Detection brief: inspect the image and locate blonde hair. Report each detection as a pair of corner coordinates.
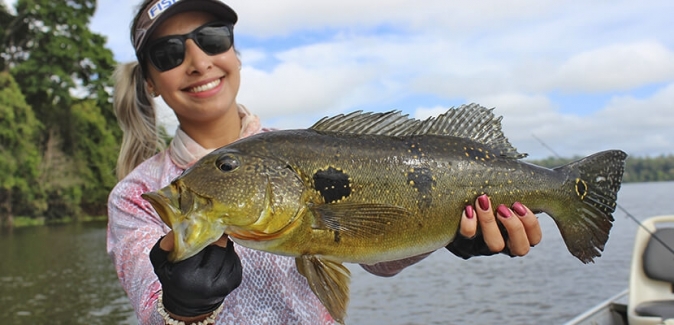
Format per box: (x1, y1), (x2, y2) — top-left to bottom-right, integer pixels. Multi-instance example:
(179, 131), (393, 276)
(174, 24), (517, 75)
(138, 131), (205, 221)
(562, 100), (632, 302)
(112, 61), (165, 180)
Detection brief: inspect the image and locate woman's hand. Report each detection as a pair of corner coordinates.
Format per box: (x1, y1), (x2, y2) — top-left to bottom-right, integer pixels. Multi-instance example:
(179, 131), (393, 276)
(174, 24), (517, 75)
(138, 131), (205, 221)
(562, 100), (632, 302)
(150, 232), (242, 321)
(447, 194), (542, 258)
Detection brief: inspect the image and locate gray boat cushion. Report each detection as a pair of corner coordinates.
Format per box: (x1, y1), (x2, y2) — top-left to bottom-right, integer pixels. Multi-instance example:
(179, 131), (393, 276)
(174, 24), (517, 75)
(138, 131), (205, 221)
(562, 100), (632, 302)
(635, 300), (674, 319)
(642, 228), (674, 283)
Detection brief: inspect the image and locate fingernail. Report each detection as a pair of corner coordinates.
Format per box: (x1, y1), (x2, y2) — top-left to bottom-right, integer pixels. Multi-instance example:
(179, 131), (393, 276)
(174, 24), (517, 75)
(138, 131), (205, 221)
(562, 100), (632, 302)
(512, 202), (527, 217)
(478, 194), (490, 211)
(497, 204), (512, 218)
(465, 205), (475, 219)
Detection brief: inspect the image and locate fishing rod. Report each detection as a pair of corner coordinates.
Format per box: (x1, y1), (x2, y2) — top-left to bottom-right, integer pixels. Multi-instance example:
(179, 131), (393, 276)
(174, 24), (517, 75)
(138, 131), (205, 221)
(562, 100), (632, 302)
(531, 133), (674, 257)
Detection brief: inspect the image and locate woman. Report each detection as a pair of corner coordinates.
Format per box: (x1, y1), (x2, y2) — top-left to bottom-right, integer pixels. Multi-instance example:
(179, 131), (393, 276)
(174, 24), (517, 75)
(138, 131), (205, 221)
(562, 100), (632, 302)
(107, 0), (542, 324)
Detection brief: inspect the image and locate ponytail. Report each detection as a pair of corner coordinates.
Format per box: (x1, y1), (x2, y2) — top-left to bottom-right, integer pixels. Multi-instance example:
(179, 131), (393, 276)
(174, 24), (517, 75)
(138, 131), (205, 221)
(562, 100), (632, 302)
(112, 62), (166, 180)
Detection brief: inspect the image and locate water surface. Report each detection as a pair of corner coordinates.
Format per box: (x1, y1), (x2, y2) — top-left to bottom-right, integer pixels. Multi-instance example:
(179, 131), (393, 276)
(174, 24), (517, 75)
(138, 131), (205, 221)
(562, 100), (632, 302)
(1, 181), (673, 324)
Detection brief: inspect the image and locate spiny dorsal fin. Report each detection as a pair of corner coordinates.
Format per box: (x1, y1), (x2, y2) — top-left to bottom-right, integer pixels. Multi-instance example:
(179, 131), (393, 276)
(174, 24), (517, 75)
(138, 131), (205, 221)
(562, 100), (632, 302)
(310, 103), (527, 159)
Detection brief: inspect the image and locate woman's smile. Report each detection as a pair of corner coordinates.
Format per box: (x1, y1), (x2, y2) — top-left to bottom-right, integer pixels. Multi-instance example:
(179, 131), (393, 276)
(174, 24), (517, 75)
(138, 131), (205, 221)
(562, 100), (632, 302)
(186, 77), (223, 94)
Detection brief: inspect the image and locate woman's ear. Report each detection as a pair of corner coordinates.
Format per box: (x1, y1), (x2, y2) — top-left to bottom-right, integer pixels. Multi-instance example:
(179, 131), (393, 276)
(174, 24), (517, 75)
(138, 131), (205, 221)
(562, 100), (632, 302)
(146, 80), (157, 97)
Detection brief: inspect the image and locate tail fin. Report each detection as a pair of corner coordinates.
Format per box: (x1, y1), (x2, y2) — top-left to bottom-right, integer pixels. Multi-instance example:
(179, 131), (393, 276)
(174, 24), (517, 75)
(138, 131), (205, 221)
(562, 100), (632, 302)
(552, 150), (627, 263)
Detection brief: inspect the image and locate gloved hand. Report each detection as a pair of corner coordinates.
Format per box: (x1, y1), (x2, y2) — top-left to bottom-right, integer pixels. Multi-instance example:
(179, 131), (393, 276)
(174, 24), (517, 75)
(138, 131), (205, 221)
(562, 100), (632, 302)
(150, 235), (243, 317)
(446, 225), (511, 258)
(446, 196), (541, 259)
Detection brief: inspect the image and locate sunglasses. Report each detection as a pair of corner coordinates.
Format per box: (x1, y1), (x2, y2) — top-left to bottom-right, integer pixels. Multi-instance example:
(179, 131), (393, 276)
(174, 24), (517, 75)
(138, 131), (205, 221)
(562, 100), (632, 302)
(144, 21), (234, 72)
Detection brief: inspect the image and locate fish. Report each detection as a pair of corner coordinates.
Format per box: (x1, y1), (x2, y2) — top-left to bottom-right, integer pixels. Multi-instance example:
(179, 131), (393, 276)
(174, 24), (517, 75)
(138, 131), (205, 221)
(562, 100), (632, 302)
(142, 103), (627, 323)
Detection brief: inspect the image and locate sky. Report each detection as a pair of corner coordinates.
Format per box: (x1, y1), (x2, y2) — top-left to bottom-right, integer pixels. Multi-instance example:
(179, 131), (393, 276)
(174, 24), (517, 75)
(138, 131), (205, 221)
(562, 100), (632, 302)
(6, 0), (674, 159)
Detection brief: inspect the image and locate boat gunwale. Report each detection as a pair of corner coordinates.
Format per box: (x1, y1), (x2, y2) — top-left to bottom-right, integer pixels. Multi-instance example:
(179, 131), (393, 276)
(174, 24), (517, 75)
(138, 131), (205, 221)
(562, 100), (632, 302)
(564, 289), (628, 325)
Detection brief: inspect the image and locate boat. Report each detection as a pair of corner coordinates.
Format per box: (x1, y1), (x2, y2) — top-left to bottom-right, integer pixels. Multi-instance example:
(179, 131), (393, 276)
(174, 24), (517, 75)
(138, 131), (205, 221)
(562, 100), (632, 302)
(564, 215), (674, 325)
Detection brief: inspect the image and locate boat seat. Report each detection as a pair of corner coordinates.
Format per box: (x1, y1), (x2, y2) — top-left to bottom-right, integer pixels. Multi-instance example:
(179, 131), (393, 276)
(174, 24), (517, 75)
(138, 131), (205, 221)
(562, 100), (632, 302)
(628, 216), (674, 325)
(635, 300), (674, 319)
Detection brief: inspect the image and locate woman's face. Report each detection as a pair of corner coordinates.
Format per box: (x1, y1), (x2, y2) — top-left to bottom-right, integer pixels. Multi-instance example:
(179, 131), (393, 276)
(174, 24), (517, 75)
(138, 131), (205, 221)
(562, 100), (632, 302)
(146, 11), (240, 127)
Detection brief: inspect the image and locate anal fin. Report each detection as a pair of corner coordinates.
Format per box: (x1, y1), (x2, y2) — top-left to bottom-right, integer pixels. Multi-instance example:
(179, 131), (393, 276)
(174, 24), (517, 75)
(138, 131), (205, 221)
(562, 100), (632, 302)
(295, 256), (351, 324)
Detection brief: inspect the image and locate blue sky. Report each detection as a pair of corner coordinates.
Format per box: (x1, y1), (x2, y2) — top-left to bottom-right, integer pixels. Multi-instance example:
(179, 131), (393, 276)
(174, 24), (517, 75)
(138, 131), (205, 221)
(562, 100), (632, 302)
(5, 0), (673, 159)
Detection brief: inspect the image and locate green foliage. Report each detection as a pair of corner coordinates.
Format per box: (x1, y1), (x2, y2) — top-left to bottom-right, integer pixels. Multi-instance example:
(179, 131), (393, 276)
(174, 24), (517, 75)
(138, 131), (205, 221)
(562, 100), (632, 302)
(622, 155), (674, 183)
(0, 72), (43, 226)
(528, 154), (674, 183)
(6, 0), (117, 148)
(0, 2), (16, 71)
(37, 129), (83, 221)
(1, 0), (121, 225)
(71, 100), (119, 216)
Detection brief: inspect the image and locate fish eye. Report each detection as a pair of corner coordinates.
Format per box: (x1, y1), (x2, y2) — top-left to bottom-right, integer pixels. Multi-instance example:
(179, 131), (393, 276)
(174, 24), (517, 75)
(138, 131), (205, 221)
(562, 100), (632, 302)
(216, 155), (240, 172)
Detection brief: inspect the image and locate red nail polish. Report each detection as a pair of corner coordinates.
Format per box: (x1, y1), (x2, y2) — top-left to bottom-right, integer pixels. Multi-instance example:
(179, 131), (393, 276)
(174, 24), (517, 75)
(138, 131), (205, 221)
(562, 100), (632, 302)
(497, 204), (512, 218)
(512, 202), (527, 217)
(465, 205), (475, 219)
(478, 195), (490, 211)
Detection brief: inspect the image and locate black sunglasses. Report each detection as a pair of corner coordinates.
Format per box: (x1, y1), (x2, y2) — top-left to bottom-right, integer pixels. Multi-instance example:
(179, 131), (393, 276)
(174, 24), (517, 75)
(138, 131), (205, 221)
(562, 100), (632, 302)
(144, 21), (234, 72)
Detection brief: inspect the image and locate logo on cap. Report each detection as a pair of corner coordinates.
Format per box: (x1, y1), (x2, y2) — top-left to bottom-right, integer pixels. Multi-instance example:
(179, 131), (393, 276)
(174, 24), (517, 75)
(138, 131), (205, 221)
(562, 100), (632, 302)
(148, 0), (182, 20)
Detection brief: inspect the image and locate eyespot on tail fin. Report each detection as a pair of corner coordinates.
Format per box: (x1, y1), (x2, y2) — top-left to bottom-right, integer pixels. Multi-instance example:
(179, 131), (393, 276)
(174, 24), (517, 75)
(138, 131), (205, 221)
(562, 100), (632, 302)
(552, 150), (627, 263)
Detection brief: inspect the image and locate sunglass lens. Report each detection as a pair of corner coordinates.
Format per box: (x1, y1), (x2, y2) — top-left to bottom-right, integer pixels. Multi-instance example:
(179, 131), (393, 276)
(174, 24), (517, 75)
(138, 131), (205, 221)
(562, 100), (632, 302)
(150, 38), (185, 71)
(196, 26), (232, 55)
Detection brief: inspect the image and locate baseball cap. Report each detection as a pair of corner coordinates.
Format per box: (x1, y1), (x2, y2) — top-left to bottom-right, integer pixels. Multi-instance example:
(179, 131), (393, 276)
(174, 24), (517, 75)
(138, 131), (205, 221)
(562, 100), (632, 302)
(133, 0), (238, 55)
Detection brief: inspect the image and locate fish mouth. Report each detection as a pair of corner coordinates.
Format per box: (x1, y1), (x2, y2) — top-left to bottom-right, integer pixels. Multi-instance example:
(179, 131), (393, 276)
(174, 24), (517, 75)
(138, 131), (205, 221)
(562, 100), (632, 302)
(142, 184), (227, 262)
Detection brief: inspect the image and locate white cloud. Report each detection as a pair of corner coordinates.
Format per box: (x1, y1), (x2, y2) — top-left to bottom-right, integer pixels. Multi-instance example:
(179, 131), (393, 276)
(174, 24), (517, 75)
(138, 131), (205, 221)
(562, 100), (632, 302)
(552, 41), (674, 92)
(81, 0), (674, 159)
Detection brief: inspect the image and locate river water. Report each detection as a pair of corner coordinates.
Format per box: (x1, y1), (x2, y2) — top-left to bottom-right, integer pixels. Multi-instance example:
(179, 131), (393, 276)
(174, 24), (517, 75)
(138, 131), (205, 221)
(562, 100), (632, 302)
(1, 181), (673, 324)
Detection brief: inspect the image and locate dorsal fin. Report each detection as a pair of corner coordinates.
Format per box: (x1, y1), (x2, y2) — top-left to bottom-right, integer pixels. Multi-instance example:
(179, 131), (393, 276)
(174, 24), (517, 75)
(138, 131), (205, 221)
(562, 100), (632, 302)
(310, 103), (527, 159)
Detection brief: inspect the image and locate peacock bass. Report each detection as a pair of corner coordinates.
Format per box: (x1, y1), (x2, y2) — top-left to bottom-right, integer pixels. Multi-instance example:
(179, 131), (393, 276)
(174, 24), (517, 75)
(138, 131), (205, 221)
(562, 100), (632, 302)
(142, 104), (627, 323)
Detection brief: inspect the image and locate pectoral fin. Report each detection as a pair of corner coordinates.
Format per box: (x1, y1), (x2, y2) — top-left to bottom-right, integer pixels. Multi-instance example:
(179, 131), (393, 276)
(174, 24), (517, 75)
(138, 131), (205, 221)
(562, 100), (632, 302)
(312, 202), (411, 240)
(295, 256), (351, 324)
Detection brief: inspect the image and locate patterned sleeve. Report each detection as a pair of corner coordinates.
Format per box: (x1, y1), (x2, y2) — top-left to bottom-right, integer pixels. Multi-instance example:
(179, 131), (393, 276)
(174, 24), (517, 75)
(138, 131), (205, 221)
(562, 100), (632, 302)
(106, 175), (168, 325)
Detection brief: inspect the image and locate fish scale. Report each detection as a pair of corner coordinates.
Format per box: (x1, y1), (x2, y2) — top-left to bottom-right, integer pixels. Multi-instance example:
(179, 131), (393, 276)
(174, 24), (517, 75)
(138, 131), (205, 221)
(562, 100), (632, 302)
(142, 104), (627, 324)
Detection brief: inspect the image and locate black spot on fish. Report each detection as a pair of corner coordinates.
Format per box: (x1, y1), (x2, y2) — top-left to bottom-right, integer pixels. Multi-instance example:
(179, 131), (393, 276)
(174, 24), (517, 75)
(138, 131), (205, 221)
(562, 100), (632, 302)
(407, 167), (435, 193)
(334, 230), (341, 243)
(313, 167), (351, 203)
(408, 143), (423, 156)
(576, 178), (588, 200)
(406, 167), (435, 209)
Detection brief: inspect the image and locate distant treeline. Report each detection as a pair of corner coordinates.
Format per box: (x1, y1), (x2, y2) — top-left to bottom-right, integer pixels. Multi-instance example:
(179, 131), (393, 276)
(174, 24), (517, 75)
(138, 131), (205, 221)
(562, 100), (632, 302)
(528, 155), (674, 183)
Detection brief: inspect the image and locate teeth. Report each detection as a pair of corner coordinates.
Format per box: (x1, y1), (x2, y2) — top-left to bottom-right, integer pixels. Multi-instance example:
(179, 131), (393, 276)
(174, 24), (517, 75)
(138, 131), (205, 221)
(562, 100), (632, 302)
(188, 78), (221, 93)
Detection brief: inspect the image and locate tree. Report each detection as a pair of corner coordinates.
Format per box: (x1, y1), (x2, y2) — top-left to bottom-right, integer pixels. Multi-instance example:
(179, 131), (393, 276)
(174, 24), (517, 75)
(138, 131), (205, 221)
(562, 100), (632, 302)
(0, 72), (43, 227)
(71, 100), (119, 216)
(1, 0), (120, 221)
(7, 0), (117, 140)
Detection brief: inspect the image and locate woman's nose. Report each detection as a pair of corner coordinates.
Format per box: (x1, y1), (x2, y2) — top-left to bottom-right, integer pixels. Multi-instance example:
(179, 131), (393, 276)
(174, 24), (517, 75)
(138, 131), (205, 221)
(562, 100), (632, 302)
(183, 39), (212, 74)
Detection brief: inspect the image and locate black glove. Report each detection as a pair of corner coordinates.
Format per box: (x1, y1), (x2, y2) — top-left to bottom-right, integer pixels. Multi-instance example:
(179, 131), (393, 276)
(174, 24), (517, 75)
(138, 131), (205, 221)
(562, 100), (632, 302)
(150, 236), (243, 317)
(445, 223), (512, 259)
